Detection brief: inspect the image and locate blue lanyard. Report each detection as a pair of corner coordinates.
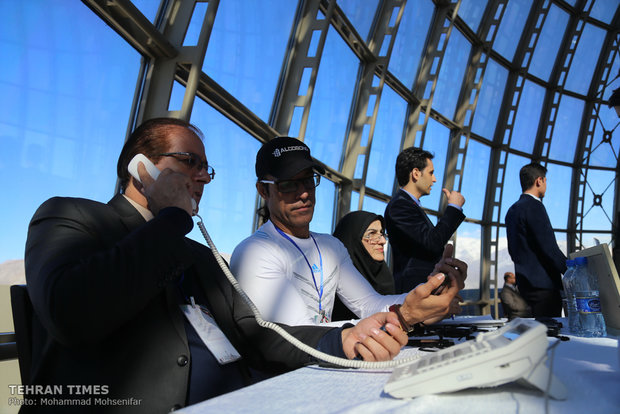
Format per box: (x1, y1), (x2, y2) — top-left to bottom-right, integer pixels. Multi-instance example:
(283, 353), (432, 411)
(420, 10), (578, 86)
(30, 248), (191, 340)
(273, 225), (325, 311)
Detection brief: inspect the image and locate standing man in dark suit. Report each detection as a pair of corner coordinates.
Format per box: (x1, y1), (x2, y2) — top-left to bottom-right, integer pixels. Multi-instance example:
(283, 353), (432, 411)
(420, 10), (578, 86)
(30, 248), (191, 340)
(23, 118), (407, 412)
(505, 162), (567, 317)
(385, 148), (466, 293)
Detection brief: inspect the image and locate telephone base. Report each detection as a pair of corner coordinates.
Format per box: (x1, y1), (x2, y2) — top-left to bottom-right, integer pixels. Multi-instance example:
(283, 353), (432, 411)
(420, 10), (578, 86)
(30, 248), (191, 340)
(517, 355), (567, 400)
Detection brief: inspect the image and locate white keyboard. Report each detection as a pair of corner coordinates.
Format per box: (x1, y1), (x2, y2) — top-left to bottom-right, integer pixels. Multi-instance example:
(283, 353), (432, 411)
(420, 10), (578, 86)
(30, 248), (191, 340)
(384, 318), (567, 399)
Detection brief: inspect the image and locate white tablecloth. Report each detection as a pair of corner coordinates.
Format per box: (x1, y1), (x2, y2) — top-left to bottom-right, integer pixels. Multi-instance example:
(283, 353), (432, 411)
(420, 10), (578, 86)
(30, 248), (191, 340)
(180, 326), (620, 413)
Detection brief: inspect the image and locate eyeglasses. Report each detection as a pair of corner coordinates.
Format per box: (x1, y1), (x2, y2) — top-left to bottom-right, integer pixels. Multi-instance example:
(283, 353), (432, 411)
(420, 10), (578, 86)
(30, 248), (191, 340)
(157, 152), (215, 180)
(259, 174), (321, 193)
(362, 230), (388, 243)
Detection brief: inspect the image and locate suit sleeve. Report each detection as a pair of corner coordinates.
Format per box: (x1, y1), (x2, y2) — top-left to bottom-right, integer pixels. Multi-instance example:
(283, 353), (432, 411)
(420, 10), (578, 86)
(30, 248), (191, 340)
(25, 197), (195, 346)
(386, 196), (465, 258)
(232, 289), (341, 372)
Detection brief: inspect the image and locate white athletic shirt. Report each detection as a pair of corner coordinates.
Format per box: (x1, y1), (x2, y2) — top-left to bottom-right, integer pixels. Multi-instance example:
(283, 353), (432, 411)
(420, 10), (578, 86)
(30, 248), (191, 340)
(230, 221), (408, 326)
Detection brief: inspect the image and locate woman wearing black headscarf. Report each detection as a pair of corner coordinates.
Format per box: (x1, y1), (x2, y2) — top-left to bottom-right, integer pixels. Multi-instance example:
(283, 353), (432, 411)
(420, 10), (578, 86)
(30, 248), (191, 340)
(332, 211), (395, 320)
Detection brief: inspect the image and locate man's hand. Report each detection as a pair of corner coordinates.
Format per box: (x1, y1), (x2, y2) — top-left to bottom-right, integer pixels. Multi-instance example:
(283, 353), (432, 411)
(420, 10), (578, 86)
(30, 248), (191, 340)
(399, 273), (460, 326)
(137, 162), (194, 216)
(431, 244), (468, 292)
(341, 312), (408, 361)
(442, 188), (465, 207)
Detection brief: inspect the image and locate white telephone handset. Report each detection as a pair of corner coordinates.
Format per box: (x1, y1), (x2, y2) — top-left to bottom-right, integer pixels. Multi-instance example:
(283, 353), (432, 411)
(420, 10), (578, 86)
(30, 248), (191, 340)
(128, 154), (161, 183)
(128, 153), (197, 214)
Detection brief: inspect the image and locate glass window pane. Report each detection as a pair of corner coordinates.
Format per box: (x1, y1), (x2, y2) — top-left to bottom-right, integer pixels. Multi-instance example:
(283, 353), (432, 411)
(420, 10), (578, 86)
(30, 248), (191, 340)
(511, 79), (545, 154)
(132, 0), (162, 23)
(581, 233), (613, 249)
(305, 27), (359, 169)
(361, 196), (387, 218)
(421, 118), (450, 211)
(188, 100), (261, 255)
(565, 23), (606, 95)
(497, 227), (514, 281)
(433, 28), (471, 120)
(589, 104), (620, 168)
(591, 54), (620, 166)
(461, 139), (491, 221)
(203, 0), (296, 121)
(501, 153), (531, 219)
(458, 0), (488, 33)
(366, 85), (407, 195)
(183, 2), (208, 47)
(543, 162), (571, 230)
(455, 222), (481, 291)
(0, 0), (141, 263)
(555, 231), (568, 256)
(549, 95), (584, 162)
(589, 0), (618, 24)
(337, 0), (379, 41)
(493, 0), (533, 62)
(528, 5), (569, 82)
(350, 190), (360, 211)
(582, 169), (615, 231)
(607, 51), (620, 92)
(388, 0), (434, 89)
(311, 178), (336, 234)
(426, 213), (438, 226)
(472, 58), (508, 139)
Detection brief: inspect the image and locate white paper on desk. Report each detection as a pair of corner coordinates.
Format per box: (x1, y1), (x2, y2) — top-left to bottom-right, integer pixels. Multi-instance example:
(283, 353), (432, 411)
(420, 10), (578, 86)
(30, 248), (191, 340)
(180, 304), (241, 364)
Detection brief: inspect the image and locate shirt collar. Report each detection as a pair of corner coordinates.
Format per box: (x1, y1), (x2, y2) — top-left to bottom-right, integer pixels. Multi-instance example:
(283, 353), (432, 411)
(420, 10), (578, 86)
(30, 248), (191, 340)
(122, 194), (154, 221)
(525, 193), (542, 202)
(400, 188), (421, 206)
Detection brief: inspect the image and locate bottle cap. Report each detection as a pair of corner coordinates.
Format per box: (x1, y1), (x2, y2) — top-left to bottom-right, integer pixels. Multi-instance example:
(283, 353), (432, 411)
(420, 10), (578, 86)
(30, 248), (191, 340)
(574, 256), (588, 265)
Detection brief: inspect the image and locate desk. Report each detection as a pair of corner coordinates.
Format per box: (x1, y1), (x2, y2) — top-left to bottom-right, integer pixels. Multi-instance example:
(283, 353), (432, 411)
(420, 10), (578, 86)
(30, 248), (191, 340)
(181, 329), (620, 413)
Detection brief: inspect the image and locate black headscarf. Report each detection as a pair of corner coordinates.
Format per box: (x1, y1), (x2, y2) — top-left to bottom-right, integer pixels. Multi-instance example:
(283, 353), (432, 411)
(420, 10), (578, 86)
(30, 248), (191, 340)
(331, 211), (395, 321)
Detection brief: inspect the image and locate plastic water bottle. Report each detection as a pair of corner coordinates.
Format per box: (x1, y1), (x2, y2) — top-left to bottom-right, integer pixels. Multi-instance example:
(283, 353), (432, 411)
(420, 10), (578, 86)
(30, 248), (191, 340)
(562, 259), (579, 334)
(573, 256), (606, 337)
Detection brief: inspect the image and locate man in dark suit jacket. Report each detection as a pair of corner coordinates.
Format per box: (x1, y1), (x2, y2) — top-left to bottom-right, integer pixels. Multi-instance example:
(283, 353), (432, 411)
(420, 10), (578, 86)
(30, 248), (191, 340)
(505, 162), (567, 317)
(385, 148), (466, 293)
(499, 272), (532, 319)
(23, 118), (407, 413)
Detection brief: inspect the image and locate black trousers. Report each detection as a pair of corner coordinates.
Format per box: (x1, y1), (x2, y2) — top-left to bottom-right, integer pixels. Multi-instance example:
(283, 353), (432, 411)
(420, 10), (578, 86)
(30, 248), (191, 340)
(517, 278), (562, 317)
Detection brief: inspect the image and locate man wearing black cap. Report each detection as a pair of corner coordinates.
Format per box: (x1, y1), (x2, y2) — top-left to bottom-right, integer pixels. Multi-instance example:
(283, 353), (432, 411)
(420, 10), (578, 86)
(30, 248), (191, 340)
(230, 137), (466, 331)
(22, 120), (409, 413)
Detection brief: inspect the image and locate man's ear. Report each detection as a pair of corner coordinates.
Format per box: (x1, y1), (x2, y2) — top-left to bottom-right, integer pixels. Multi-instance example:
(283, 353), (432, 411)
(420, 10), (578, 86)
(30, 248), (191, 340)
(128, 176), (143, 191)
(410, 168), (420, 183)
(535, 176), (544, 187)
(256, 181), (269, 199)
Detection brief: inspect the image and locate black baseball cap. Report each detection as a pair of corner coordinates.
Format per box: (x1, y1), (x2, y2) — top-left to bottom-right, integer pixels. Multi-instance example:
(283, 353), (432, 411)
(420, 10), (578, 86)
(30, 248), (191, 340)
(255, 136), (325, 180)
